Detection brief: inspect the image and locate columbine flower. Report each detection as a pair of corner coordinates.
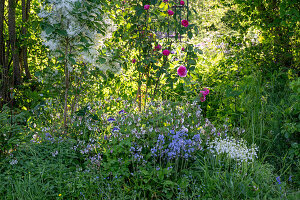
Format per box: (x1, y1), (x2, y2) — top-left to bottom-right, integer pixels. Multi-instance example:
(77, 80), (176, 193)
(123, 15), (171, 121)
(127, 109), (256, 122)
(180, 0), (185, 6)
(168, 10), (174, 16)
(162, 49), (170, 56)
(181, 20), (189, 27)
(132, 59), (136, 63)
(144, 5), (150, 10)
(177, 65), (187, 77)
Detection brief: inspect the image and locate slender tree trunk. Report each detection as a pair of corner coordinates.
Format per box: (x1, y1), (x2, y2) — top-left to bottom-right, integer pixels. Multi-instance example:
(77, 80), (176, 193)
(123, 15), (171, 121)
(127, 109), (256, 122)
(8, 0), (21, 86)
(0, 0), (10, 106)
(63, 39), (69, 133)
(21, 0), (31, 79)
(0, 0), (6, 104)
(64, 64), (69, 133)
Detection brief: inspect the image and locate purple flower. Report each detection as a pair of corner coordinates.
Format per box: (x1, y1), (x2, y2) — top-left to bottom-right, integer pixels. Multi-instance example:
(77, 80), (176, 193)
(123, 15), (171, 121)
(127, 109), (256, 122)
(119, 110), (125, 114)
(112, 127), (120, 132)
(276, 176), (281, 184)
(107, 117), (116, 122)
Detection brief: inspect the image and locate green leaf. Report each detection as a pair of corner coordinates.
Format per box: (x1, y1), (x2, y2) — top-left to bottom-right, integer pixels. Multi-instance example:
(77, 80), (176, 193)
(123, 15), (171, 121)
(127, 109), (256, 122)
(57, 29), (68, 37)
(187, 59), (196, 65)
(45, 26), (55, 34)
(99, 57), (106, 64)
(188, 31), (193, 39)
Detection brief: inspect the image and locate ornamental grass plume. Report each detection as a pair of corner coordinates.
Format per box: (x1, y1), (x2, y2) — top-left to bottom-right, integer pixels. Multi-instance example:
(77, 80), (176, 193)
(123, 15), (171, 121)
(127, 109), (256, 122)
(162, 49), (171, 56)
(181, 20), (189, 27)
(177, 65), (187, 77)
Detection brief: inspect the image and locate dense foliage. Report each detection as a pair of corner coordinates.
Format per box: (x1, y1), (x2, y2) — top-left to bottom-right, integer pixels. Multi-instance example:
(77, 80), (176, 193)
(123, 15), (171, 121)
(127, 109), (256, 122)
(0, 0), (299, 199)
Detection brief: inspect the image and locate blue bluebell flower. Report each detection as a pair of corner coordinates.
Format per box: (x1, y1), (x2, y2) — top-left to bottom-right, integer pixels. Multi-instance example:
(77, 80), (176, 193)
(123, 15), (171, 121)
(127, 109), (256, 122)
(107, 117), (116, 122)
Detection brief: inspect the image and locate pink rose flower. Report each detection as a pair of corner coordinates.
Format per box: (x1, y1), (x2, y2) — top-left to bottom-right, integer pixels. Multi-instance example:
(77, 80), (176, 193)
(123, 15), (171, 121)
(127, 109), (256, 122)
(144, 5), (150, 10)
(132, 59), (136, 63)
(162, 49), (170, 56)
(203, 88), (209, 95)
(180, 0), (185, 6)
(177, 65), (187, 77)
(181, 20), (189, 27)
(200, 96), (206, 102)
(200, 88), (209, 102)
(168, 10), (174, 16)
(155, 44), (162, 50)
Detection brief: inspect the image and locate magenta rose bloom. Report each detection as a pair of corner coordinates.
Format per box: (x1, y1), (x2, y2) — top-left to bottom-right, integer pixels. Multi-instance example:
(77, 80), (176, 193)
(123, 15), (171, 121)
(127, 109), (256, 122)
(180, 0), (185, 5)
(181, 47), (185, 51)
(177, 65), (187, 77)
(163, 0), (168, 2)
(168, 10), (174, 16)
(144, 5), (150, 10)
(162, 49), (170, 56)
(155, 44), (162, 50)
(132, 59), (136, 63)
(200, 96), (206, 102)
(203, 88), (209, 95)
(181, 20), (189, 27)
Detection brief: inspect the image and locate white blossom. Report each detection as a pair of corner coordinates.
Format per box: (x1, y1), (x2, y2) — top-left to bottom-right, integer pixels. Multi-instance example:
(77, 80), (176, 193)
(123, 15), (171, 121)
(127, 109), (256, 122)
(208, 137), (258, 164)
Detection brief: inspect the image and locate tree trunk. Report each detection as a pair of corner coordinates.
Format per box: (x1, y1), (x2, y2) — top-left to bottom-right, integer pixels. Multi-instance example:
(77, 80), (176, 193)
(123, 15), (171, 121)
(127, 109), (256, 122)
(0, 0), (9, 105)
(21, 0), (31, 80)
(8, 0), (21, 86)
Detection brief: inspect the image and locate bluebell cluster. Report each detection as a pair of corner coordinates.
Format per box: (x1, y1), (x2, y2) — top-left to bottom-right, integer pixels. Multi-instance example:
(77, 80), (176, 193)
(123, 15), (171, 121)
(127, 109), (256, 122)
(151, 130), (202, 160)
(130, 143), (143, 161)
(45, 132), (55, 143)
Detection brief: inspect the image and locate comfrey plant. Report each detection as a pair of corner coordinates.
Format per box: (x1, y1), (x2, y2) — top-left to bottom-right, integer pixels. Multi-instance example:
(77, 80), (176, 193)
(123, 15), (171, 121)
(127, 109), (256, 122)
(208, 137), (258, 164)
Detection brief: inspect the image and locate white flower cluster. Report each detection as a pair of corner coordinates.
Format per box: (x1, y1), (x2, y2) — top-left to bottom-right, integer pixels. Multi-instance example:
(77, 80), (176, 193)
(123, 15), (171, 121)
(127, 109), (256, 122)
(208, 137), (258, 164)
(38, 0), (120, 72)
